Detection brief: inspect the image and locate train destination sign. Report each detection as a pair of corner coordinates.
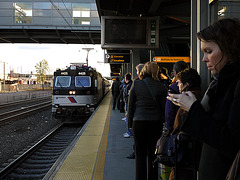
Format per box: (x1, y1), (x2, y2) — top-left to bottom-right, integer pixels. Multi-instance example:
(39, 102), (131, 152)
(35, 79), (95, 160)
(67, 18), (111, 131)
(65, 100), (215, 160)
(106, 53), (130, 63)
(153, 56), (190, 63)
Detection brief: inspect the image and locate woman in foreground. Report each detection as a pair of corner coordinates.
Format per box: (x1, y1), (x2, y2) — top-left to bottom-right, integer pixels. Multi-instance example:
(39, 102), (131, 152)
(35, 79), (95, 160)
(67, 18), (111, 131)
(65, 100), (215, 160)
(167, 18), (240, 180)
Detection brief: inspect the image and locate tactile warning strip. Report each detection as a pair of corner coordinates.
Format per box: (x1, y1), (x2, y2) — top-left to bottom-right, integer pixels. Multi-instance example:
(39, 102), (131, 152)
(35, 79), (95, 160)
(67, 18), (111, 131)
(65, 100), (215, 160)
(54, 93), (112, 180)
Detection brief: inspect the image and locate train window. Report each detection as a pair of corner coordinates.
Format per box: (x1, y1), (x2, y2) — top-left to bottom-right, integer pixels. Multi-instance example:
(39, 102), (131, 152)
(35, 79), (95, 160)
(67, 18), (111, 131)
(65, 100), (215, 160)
(55, 76), (71, 87)
(75, 76), (91, 87)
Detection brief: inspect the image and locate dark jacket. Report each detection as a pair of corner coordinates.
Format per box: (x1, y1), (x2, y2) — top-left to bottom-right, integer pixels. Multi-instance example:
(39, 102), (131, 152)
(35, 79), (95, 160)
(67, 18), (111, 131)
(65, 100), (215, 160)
(111, 79), (121, 95)
(182, 61), (240, 180)
(127, 77), (167, 128)
(169, 88), (203, 180)
(172, 87), (203, 135)
(123, 80), (133, 104)
(165, 82), (180, 133)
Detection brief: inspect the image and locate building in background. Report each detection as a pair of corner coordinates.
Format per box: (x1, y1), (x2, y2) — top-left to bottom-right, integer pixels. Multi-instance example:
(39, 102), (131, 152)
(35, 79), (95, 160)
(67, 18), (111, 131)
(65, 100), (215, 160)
(0, 0), (100, 44)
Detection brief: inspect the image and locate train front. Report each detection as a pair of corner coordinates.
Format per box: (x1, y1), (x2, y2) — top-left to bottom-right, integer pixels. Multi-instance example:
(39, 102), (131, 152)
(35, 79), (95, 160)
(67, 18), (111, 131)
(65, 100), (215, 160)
(52, 64), (99, 120)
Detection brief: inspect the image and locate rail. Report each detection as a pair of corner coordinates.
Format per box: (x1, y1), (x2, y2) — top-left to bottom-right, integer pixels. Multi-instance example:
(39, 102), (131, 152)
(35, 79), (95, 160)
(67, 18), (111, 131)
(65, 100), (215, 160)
(0, 100), (51, 124)
(0, 124), (82, 179)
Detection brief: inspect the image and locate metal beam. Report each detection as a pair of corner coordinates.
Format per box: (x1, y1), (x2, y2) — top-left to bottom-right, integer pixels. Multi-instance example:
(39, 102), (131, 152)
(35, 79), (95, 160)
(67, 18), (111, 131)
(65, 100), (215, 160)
(55, 29), (67, 44)
(88, 32), (95, 44)
(23, 29), (39, 43)
(0, 37), (12, 43)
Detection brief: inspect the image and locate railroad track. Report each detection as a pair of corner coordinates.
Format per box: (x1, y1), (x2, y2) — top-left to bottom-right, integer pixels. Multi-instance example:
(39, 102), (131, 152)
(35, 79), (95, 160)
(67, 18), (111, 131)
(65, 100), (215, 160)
(0, 124), (82, 179)
(0, 98), (52, 124)
(0, 96), (51, 109)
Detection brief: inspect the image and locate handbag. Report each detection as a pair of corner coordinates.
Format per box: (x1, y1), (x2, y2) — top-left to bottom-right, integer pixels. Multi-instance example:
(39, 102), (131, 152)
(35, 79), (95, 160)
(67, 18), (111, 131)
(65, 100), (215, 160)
(155, 131), (193, 167)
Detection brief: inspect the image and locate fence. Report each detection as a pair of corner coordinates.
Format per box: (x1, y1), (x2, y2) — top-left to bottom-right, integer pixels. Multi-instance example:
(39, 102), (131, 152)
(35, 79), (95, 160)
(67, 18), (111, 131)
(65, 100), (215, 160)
(0, 83), (52, 92)
(0, 89), (52, 104)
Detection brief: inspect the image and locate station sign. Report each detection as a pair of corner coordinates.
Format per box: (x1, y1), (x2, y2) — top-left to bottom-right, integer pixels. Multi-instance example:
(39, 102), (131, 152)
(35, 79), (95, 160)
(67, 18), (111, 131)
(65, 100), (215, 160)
(105, 53), (130, 63)
(153, 56), (190, 63)
(111, 72), (120, 76)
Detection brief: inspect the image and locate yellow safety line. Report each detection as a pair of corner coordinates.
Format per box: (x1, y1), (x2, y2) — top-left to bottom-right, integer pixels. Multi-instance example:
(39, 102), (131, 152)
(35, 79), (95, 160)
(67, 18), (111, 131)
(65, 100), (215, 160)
(92, 96), (111, 180)
(53, 93), (112, 180)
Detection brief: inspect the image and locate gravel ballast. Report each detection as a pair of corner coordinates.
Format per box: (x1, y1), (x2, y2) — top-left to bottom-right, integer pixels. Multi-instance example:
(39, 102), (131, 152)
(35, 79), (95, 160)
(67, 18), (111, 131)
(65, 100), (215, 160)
(0, 109), (62, 168)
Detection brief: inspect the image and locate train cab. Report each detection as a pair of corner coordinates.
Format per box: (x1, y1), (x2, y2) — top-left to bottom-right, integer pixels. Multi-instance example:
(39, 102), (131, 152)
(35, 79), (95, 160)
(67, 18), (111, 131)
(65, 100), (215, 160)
(52, 63), (107, 120)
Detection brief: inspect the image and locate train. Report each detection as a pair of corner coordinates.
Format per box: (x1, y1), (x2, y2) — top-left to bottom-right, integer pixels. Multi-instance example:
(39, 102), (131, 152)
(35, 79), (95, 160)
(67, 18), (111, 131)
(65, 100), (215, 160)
(52, 63), (110, 121)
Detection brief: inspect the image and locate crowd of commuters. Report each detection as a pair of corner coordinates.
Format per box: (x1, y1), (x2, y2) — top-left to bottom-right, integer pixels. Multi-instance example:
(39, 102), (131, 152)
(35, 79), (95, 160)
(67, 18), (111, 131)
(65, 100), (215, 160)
(111, 18), (240, 180)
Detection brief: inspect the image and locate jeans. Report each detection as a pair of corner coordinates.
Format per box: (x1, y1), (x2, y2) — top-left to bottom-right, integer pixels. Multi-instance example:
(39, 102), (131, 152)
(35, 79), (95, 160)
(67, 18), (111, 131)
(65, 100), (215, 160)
(124, 103), (133, 136)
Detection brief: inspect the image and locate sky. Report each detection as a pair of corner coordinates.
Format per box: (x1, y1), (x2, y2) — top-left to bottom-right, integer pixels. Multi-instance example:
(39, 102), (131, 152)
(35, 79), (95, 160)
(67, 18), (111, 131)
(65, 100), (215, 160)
(0, 43), (111, 77)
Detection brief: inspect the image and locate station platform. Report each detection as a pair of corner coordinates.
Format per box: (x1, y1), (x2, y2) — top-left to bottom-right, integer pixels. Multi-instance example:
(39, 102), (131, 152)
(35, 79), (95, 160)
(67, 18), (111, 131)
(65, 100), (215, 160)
(46, 92), (135, 180)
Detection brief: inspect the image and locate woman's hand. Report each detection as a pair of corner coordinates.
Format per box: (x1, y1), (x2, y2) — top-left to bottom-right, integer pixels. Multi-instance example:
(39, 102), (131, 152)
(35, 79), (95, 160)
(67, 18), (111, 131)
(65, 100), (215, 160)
(167, 91), (197, 111)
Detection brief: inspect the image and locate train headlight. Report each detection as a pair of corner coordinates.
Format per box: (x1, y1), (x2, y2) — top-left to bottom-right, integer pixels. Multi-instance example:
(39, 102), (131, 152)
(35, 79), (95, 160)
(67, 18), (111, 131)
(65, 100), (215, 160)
(69, 91), (76, 94)
(54, 104), (59, 108)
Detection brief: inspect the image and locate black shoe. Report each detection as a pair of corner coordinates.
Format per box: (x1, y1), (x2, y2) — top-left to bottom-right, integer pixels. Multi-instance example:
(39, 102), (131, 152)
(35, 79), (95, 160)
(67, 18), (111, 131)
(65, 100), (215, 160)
(126, 152), (135, 159)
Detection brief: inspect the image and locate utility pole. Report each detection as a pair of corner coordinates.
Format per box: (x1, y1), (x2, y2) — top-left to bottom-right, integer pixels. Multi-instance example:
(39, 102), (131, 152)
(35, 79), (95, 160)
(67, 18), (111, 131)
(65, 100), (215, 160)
(82, 48), (94, 66)
(3, 62), (5, 91)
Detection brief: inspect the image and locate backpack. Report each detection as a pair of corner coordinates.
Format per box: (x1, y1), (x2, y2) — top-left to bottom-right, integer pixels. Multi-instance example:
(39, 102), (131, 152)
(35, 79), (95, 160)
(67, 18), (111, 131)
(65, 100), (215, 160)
(155, 131), (194, 167)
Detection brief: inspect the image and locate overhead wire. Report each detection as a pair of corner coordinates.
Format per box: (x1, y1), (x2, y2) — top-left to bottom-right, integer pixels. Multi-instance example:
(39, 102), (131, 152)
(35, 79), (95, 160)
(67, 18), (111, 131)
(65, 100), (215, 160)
(60, 0), (97, 44)
(48, 0), (84, 43)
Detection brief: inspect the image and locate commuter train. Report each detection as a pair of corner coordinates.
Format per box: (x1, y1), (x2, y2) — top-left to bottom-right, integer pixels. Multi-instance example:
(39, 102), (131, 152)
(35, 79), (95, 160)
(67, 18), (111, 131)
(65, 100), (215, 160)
(52, 63), (110, 121)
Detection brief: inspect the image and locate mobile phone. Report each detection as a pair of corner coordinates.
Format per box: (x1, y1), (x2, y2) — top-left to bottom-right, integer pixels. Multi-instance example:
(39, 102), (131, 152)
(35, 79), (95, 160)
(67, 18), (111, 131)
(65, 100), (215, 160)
(168, 86), (179, 94)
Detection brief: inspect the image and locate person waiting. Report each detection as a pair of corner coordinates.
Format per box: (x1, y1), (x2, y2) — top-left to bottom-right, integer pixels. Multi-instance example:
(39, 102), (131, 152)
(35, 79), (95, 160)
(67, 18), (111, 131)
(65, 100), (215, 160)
(127, 61), (167, 180)
(111, 77), (121, 110)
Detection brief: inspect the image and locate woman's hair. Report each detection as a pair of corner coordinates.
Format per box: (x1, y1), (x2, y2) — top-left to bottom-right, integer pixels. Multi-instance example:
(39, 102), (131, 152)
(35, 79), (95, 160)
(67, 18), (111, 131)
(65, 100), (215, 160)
(173, 61), (189, 74)
(139, 61), (160, 81)
(197, 18), (240, 63)
(136, 64), (144, 75)
(176, 68), (201, 90)
(125, 73), (132, 81)
(136, 63), (144, 72)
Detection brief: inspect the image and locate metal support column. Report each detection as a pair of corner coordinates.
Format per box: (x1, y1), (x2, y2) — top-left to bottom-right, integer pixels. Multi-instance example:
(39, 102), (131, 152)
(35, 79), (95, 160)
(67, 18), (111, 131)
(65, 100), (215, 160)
(131, 50), (140, 79)
(191, 0), (211, 91)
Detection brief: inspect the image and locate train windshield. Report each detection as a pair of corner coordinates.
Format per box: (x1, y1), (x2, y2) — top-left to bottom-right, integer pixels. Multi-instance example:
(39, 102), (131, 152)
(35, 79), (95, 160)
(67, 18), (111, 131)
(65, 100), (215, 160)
(75, 76), (91, 87)
(55, 76), (71, 87)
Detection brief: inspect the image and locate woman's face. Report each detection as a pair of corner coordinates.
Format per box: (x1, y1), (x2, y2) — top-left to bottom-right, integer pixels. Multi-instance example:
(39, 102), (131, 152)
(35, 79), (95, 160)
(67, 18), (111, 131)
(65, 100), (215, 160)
(125, 77), (129, 83)
(201, 41), (227, 75)
(172, 70), (177, 78)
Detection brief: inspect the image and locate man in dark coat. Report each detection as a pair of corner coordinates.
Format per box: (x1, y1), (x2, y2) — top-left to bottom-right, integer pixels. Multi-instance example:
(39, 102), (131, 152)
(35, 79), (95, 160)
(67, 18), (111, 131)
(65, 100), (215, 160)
(111, 77), (121, 110)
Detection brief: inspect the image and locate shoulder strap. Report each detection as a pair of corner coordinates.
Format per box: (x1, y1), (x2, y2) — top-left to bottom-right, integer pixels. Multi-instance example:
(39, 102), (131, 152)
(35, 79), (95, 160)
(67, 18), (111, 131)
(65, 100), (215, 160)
(143, 79), (160, 106)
